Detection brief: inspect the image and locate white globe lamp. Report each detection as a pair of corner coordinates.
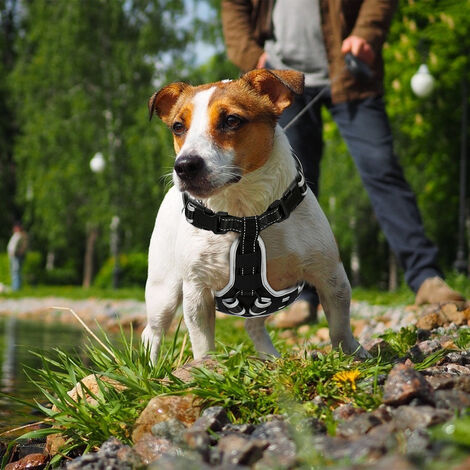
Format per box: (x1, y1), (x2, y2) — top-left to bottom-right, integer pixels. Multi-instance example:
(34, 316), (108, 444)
(411, 64), (435, 98)
(90, 152), (106, 173)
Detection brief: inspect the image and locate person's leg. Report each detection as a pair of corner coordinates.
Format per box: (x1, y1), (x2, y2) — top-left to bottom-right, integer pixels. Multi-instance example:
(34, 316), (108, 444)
(10, 256), (21, 291)
(329, 96), (442, 292)
(275, 88), (324, 323)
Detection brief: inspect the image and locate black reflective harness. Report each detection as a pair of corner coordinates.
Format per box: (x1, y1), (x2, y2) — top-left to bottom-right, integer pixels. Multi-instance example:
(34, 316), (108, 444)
(183, 159), (308, 318)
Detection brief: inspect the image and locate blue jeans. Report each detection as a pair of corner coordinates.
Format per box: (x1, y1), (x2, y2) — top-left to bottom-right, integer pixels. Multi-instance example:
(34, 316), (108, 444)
(279, 88), (442, 305)
(9, 256), (24, 291)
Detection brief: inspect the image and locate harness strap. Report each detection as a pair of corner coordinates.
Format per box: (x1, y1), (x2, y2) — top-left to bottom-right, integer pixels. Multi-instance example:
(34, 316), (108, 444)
(183, 156), (307, 234)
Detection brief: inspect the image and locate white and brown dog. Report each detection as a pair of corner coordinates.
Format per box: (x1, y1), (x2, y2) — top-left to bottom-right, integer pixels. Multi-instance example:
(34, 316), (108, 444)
(142, 69), (366, 362)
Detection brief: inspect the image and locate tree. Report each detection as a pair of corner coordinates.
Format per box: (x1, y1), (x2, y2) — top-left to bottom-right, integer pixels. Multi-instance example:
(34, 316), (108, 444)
(10, 0), (189, 283)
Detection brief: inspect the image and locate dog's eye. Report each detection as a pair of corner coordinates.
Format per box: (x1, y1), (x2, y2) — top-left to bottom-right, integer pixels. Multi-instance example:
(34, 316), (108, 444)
(224, 115), (243, 130)
(172, 122), (185, 135)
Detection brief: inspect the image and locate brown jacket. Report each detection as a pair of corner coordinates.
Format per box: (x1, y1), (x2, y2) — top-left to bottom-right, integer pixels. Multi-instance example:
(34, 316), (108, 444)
(221, 0), (398, 103)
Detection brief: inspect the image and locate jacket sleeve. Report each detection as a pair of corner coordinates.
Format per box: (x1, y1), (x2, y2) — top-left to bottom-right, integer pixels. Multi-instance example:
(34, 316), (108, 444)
(351, 0), (398, 52)
(221, 0), (264, 72)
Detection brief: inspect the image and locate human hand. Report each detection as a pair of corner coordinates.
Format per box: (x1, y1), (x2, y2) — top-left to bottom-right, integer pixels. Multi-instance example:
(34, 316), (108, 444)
(341, 36), (374, 65)
(256, 51), (267, 69)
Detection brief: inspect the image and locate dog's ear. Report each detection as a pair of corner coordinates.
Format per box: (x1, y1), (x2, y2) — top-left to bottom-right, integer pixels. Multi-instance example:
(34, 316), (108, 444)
(148, 82), (189, 122)
(242, 69), (304, 115)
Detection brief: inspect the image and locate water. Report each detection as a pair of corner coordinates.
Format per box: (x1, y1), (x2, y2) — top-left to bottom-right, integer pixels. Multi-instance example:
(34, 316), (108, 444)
(0, 316), (84, 436)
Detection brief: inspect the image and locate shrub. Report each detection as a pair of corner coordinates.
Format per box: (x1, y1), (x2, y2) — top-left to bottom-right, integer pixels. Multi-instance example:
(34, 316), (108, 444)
(94, 253), (148, 288)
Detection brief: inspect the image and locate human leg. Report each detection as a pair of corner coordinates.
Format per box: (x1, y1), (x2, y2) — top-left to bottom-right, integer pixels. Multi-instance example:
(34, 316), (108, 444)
(276, 88), (325, 322)
(329, 96), (451, 295)
(10, 256), (22, 291)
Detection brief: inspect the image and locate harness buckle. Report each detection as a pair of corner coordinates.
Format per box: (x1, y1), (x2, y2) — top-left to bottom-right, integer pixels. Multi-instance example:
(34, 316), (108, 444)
(200, 210), (228, 234)
(267, 198), (288, 221)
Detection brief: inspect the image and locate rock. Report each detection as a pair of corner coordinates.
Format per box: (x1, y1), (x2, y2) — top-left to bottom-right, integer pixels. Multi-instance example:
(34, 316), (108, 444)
(171, 357), (220, 384)
(132, 395), (200, 443)
(336, 412), (384, 438)
(182, 430), (212, 460)
(191, 406), (230, 433)
(5, 453), (48, 470)
(371, 453), (418, 470)
(132, 435), (180, 465)
(217, 434), (268, 466)
(365, 338), (395, 357)
(383, 364), (435, 406)
(416, 328), (431, 341)
(405, 428), (431, 457)
(332, 403), (365, 421)
(392, 405), (453, 430)
(147, 453), (212, 470)
(64, 374), (127, 407)
(409, 340), (441, 362)
(221, 423), (255, 435)
(434, 389), (470, 411)
(151, 418), (187, 445)
(416, 312), (446, 330)
(441, 303), (467, 325)
(251, 419), (296, 469)
(45, 433), (67, 457)
(66, 438), (142, 470)
(424, 364), (470, 377)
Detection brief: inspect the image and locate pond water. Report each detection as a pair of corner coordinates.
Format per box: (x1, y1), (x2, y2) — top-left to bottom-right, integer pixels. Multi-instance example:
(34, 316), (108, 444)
(0, 316), (84, 437)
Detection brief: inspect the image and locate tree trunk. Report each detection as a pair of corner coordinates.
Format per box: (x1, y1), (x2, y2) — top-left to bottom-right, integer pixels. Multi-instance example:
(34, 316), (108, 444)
(388, 250), (398, 292)
(83, 227), (98, 288)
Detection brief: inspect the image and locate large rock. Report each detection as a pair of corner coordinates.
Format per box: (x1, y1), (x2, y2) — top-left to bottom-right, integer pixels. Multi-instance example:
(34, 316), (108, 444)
(383, 364), (435, 406)
(132, 395), (200, 443)
(391, 405), (453, 431)
(5, 453), (48, 470)
(66, 438), (142, 470)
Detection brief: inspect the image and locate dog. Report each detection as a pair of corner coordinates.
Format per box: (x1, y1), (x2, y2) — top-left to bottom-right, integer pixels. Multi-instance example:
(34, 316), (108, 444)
(142, 69), (366, 362)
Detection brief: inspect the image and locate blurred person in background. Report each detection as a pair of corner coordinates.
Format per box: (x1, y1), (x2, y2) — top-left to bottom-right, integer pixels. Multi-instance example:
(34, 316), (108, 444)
(7, 222), (28, 291)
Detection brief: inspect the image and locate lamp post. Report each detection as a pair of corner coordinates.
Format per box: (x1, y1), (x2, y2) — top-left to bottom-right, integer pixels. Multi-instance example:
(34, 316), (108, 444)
(89, 152), (121, 288)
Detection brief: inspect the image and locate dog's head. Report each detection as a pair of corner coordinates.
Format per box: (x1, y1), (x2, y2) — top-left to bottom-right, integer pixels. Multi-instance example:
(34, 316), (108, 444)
(149, 69), (304, 198)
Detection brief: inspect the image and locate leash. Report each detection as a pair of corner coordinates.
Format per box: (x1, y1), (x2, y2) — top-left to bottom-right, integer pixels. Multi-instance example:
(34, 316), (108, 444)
(282, 53), (373, 131)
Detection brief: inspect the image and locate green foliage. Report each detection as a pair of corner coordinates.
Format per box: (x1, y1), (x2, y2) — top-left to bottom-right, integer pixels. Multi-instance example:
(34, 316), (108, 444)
(379, 326), (418, 357)
(94, 253), (148, 289)
(23, 251), (43, 285)
(0, 253), (9, 284)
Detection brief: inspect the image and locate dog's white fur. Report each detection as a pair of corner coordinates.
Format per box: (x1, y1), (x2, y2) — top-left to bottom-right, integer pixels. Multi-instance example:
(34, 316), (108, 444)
(143, 77), (366, 362)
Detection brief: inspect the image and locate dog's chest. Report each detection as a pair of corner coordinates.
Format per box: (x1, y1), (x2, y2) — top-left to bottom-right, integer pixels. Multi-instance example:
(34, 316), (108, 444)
(184, 227), (304, 292)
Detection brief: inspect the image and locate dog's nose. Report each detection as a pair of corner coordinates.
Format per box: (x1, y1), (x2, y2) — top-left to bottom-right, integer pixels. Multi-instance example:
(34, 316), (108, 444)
(174, 155), (205, 180)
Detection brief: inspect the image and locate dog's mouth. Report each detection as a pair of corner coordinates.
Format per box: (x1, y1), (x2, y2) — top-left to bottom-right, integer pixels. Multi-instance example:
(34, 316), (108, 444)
(175, 171), (242, 199)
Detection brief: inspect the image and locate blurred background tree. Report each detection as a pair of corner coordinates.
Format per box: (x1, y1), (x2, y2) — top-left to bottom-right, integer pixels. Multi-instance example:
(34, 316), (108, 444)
(0, 0), (468, 290)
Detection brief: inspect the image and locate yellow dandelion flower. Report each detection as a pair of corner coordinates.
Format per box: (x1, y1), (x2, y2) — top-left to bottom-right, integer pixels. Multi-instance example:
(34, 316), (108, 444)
(332, 369), (360, 391)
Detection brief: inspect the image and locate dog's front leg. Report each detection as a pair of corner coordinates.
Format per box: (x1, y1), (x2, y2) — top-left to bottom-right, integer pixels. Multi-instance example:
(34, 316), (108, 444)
(182, 284), (216, 359)
(309, 262), (368, 358)
(142, 277), (182, 364)
(245, 317), (280, 359)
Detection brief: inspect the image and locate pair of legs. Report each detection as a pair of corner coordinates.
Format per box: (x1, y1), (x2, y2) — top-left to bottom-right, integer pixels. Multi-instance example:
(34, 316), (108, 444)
(278, 87), (442, 310)
(9, 256), (24, 291)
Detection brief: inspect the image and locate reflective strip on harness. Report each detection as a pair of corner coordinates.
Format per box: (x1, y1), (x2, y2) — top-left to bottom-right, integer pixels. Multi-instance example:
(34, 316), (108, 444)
(215, 236), (304, 318)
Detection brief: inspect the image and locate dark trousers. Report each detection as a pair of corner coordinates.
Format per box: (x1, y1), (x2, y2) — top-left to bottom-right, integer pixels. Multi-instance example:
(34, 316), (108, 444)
(278, 87), (442, 305)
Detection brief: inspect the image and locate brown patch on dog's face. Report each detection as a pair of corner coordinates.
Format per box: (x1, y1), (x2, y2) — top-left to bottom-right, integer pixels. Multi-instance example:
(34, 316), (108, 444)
(148, 70), (304, 196)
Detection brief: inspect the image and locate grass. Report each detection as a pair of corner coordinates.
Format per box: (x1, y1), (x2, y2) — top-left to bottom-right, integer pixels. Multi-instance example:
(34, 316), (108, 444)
(0, 285), (145, 301)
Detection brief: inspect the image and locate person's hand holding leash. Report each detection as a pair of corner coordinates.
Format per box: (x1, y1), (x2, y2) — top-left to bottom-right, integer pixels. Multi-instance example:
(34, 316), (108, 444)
(341, 35), (374, 65)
